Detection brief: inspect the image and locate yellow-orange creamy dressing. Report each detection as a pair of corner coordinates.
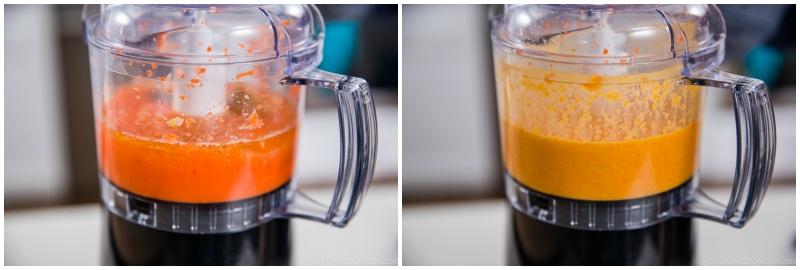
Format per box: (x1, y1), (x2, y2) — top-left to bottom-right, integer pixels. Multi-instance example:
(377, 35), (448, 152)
(496, 56), (702, 201)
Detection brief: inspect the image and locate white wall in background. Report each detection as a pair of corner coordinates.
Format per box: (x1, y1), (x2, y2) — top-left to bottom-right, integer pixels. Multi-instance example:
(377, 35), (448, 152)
(403, 5), (499, 198)
(4, 5), (70, 204)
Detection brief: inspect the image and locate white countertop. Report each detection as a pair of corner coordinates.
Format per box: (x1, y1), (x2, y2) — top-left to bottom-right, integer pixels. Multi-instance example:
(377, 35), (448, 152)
(403, 186), (795, 266)
(4, 183), (398, 266)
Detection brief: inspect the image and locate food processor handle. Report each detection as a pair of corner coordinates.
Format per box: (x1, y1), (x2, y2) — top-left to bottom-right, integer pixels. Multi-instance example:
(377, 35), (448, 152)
(680, 69), (776, 228)
(280, 69), (378, 227)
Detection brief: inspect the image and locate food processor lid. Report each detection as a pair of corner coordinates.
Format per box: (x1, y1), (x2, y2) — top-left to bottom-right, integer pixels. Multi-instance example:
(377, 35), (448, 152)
(82, 4), (323, 72)
(491, 4), (726, 72)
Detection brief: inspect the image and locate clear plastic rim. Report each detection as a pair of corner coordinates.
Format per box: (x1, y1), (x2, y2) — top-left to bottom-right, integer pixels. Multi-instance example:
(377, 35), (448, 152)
(546, 4), (667, 11)
(84, 32), (320, 67)
(505, 173), (697, 231)
(146, 4), (260, 11)
(100, 175), (293, 234)
(489, 4), (725, 67)
(82, 6), (322, 66)
(490, 38), (722, 67)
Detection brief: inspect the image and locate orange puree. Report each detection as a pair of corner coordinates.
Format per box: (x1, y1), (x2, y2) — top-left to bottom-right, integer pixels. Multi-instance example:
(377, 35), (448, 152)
(495, 51), (703, 201)
(98, 78), (299, 203)
(502, 120), (698, 201)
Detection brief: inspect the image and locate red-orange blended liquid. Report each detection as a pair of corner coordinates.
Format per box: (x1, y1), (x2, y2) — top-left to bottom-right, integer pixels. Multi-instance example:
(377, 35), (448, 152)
(97, 78), (300, 203)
